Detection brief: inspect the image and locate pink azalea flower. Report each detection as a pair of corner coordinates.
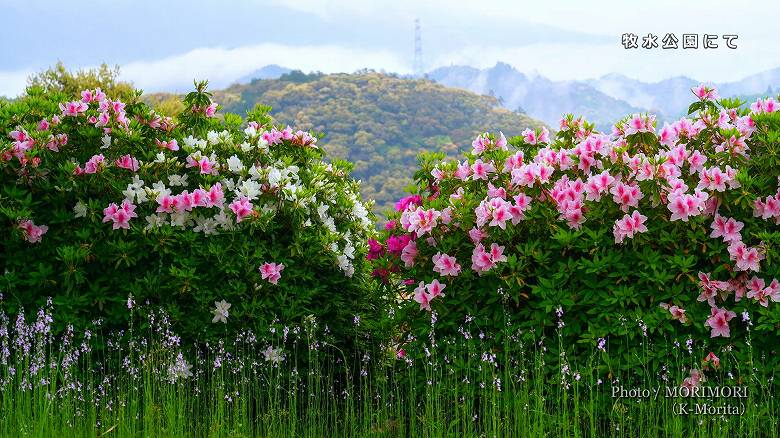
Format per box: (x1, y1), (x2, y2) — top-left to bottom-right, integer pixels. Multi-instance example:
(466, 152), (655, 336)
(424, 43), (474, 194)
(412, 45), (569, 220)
(175, 191), (194, 212)
(727, 241), (763, 272)
(191, 188), (209, 208)
(612, 210), (648, 243)
(584, 171), (614, 202)
(207, 183), (225, 208)
(521, 127), (549, 145)
(487, 183), (507, 199)
(657, 123), (679, 147)
(59, 100), (88, 117)
(667, 192), (707, 222)
(703, 352), (720, 369)
(682, 368), (704, 389)
(413, 281), (432, 311)
(432, 252), (461, 277)
(18, 219), (48, 243)
(468, 227), (487, 244)
(686, 150), (707, 175)
(660, 302), (688, 324)
(471, 159), (495, 181)
(475, 197), (513, 230)
(709, 215), (743, 243)
(426, 279), (446, 298)
(205, 102), (218, 118)
(610, 181), (643, 212)
(402, 207), (440, 237)
(669, 305), (688, 324)
(489, 243), (507, 263)
(751, 97), (779, 114)
(103, 200), (137, 230)
(186, 154), (219, 175)
(156, 194), (175, 213)
(704, 306), (736, 338)
(156, 139), (179, 151)
(259, 262), (284, 285)
(84, 154), (106, 174)
(504, 151), (524, 172)
(521, 128), (538, 145)
(454, 160), (473, 180)
(471, 132), (491, 155)
(471, 244), (494, 274)
(697, 167), (729, 192)
(509, 193), (532, 224)
(624, 113), (655, 135)
(692, 84), (719, 101)
(228, 197), (254, 223)
(400, 240), (418, 268)
(114, 154), (140, 172)
(697, 272), (729, 305)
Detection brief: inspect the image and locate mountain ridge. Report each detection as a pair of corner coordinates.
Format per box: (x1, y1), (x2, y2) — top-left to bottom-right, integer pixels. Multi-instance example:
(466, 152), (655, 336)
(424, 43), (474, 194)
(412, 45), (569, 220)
(237, 63), (780, 131)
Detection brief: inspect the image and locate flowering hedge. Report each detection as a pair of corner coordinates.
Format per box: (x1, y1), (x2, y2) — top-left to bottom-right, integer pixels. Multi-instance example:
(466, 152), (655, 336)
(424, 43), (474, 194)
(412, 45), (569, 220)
(372, 87), (780, 371)
(0, 83), (377, 346)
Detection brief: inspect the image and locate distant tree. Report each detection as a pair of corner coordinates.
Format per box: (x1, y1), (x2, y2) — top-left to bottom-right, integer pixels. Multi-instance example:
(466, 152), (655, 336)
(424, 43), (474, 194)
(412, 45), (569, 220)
(27, 62), (135, 100)
(279, 70), (324, 83)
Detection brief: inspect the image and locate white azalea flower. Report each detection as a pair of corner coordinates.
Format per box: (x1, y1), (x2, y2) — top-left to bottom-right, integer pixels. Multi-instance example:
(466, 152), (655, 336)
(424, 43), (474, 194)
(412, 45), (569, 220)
(257, 138), (270, 154)
(238, 179), (262, 200)
(268, 168), (282, 188)
(193, 216), (219, 235)
(168, 174), (188, 187)
(170, 212), (190, 227)
(183, 135), (199, 148)
(244, 125), (257, 137)
(154, 152), (166, 163)
(145, 213), (166, 229)
(101, 134), (112, 149)
(248, 165), (263, 180)
(227, 155), (245, 173)
(73, 201), (87, 218)
(207, 131), (220, 145)
(211, 300), (231, 324)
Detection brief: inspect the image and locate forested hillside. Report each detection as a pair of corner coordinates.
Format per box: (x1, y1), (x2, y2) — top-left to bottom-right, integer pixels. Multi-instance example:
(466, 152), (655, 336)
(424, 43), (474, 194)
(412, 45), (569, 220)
(209, 72), (545, 213)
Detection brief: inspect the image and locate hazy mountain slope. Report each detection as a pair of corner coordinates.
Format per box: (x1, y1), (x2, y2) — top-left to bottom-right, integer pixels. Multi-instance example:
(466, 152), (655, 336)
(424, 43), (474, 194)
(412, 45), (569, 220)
(429, 63), (643, 130)
(236, 65), (292, 84)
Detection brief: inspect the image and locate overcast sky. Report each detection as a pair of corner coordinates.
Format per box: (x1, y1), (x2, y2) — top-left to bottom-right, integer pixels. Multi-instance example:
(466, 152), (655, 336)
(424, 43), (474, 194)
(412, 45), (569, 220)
(1, 0), (778, 96)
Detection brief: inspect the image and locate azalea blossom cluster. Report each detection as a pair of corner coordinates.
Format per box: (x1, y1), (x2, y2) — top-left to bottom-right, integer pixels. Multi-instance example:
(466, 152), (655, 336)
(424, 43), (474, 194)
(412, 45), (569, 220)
(3, 89), (373, 285)
(373, 84), (779, 349)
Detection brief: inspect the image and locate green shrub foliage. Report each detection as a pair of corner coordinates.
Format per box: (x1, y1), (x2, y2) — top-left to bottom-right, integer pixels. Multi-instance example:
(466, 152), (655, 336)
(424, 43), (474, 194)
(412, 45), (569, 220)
(371, 88), (780, 375)
(0, 82), (377, 348)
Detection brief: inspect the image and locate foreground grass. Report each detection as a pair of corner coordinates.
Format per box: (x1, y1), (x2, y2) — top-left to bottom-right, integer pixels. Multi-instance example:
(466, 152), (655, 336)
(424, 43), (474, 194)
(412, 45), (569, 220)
(0, 305), (777, 437)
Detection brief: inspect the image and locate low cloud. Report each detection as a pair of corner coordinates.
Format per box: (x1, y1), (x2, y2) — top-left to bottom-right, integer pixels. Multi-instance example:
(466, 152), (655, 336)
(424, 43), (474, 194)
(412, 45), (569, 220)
(120, 44), (409, 93)
(0, 70), (33, 98)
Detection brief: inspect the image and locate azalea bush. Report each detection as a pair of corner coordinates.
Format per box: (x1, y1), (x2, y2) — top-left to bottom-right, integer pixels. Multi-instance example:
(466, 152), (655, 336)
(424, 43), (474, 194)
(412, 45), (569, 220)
(372, 87), (780, 374)
(0, 82), (378, 348)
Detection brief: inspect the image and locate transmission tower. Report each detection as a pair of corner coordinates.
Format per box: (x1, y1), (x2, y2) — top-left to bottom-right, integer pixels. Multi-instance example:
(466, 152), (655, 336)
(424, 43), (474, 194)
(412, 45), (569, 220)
(413, 18), (423, 77)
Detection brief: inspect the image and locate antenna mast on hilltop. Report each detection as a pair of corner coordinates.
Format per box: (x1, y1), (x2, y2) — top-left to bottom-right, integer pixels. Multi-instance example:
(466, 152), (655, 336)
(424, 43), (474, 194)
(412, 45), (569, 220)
(413, 18), (424, 77)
